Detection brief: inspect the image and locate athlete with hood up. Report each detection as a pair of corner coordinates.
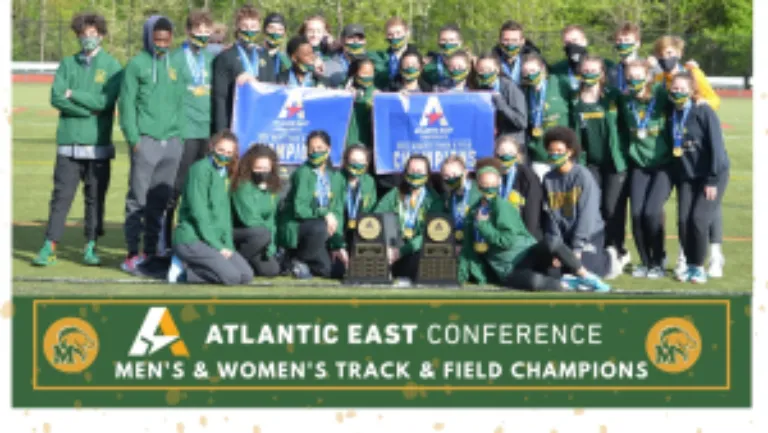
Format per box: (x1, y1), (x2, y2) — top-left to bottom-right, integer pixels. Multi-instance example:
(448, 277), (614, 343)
(118, 15), (186, 274)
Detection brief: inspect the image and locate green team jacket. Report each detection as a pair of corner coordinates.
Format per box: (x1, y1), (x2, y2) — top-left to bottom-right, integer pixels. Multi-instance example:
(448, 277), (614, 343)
(458, 197), (537, 285)
(550, 58), (616, 101)
(525, 75), (572, 162)
(277, 163), (345, 250)
(570, 88), (628, 172)
(50, 49), (123, 156)
(373, 186), (445, 257)
(173, 159), (234, 250)
(119, 51), (186, 146)
(170, 45), (214, 140)
(443, 181), (482, 242)
(334, 173), (378, 249)
(617, 84), (673, 168)
(346, 86), (375, 148)
(231, 181), (280, 258)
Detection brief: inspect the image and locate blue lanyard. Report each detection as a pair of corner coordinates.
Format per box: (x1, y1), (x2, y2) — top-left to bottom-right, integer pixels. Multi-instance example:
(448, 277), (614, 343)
(273, 52), (282, 76)
(568, 67), (579, 91)
(388, 52), (399, 80)
(236, 44), (260, 76)
(288, 69), (313, 88)
(673, 102), (692, 150)
(492, 79), (501, 92)
(400, 188), (426, 229)
(339, 56), (350, 76)
(617, 63), (625, 92)
(436, 55), (445, 81)
(501, 56), (521, 84)
(451, 180), (472, 230)
(183, 43), (206, 86)
(474, 202), (490, 243)
(346, 183), (362, 221)
(315, 169), (330, 208)
(500, 168), (517, 200)
(528, 81), (547, 128)
(630, 97), (656, 132)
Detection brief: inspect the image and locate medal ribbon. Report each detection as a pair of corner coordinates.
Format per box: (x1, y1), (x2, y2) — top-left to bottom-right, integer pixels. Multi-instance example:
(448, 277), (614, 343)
(567, 67), (579, 91)
(388, 52), (399, 80)
(183, 43), (206, 86)
(451, 180), (472, 231)
(630, 97), (656, 135)
(673, 101), (692, 154)
(399, 188), (426, 231)
(315, 169), (330, 209)
(529, 80), (547, 131)
(617, 63), (626, 92)
(236, 44), (260, 76)
(500, 168), (517, 201)
(474, 202), (489, 245)
(288, 69), (313, 88)
(501, 55), (522, 84)
(346, 183), (362, 223)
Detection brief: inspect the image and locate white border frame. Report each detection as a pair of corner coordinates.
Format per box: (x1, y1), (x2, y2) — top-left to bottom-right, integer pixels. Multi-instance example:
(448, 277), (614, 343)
(1, 1), (764, 431)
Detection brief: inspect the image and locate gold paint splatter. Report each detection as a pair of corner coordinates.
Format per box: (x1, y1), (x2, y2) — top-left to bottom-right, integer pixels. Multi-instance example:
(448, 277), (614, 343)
(207, 397), (214, 405)
(200, 416), (207, 427)
(350, 298), (360, 308)
(432, 358), (440, 368)
(181, 392), (188, 400)
(524, 396), (529, 401)
(494, 427), (504, 433)
(345, 410), (356, 418)
(116, 393), (123, 400)
(224, 417), (229, 422)
(665, 395), (672, 402)
(574, 408), (584, 415)
(209, 376), (220, 384)
(180, 305), (200, 323)
(712, 344), (718, 351)
(622, 307), (628, 314)
(550, 430), (558, 433)
(253, 427), (261, 433)
(316, 398), (323, 404)
(619, 328), (625, 335)
(597, 303), (605, 311)
(207, 305), (216, 316)
(419, 388), (428, 398)
(176, 422), (185, 433)
(433, 423), (445, 431)
(335, 412), (344, 423)
(567, 394), (573, 400)
(1, 301), (15, 319)
(84, 372), (92, 383)
(448, 313), (460, 321)
(599, 426), (608, 433)
(315, 317), (323, 323)
(745, 305), (751, 317)
(403, 381), (419, 400)
(430, 302), (442, 309)
(74, 399), (82, 409)
(24, 410), (29, 416)
(79, 306), (88, 318)
(166, 390), (182, 406)
(365, 355), (373, 362)
(689, 371), (695, 377)
(92, 303), (101, 313)
(202, 344), (209, 352)
(378, 414), (383, 420)
(608, 356), (617, 363)
(43, 423), (51, 433)
(760, 305), (766, 312)
(696, 429), (702, 433)
(272, 395), (278, 401)
(101, 316), (108, 323)
(287, 344), (294, 354)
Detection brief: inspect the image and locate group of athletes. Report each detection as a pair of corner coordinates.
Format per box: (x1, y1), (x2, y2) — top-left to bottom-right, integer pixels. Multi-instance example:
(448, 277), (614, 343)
(34, 4), (729, 291)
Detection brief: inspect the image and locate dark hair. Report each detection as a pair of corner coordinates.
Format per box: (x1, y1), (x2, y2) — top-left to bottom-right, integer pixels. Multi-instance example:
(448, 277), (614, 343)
(398, 154), (432, 195)
(475, 157), (505, 177)
(578, 55), (607, 91)
(447, 50), (471, 65)
(287, 35), (310, 57)
(209, 129), (240, 177)
(306, 130), (331, 149)
(153, 17), (173, 33)
(343, 145), (371, 170)
(671, 71), (701, 102)
(543, 126), (581, 159)
(235, 5), (261, 28)
(71, 13), (108, 36)
(399, 50), (423, 69)
(471, 54), (501, 90)
(231, 144), (281, 193)
(499, 20), (524, 37)
(615, 22), (641, 40)
(349, 57), (374, 80)
(186, 10), (213, 31)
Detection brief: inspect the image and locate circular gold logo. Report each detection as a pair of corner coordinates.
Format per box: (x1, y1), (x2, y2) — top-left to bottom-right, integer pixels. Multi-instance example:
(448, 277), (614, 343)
(357, 216), (381, 240)
(427, 217), (452, 242)
(43, 317), (99, 374)
(645, 317), (701, 374)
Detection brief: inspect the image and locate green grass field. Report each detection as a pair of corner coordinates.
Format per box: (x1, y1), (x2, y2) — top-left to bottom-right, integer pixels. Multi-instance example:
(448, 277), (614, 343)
(11, 83), (753, 297)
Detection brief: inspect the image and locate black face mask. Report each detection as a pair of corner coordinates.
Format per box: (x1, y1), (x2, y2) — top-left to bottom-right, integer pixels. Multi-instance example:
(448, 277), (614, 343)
(252, 172), (269, 185)
(564, 43), (588, 68)
(659, 57), (679, 73)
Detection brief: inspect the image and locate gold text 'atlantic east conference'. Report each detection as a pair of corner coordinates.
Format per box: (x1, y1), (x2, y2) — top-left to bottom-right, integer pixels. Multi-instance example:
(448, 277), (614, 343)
(203, 322), (604, 346)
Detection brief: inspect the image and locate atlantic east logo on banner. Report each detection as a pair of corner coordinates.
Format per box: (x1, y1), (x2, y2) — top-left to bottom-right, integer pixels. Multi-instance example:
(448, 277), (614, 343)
(373, 92), (495, 173)
(232, 82), (353, 165)
(128, 307), (189, 358)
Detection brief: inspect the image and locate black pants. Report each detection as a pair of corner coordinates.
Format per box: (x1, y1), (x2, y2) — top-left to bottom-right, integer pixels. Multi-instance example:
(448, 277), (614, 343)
(293, 219), (333, 277)
(570, 231), (611, 277)
(587, 165), (628, 254)
(233, 226), (280, 277)
(45, 155), (111, 242)
(677, 172), (729, 266)
(629, 165), (672, 267)
(504, 238), (582, 291)
(392, 251), (421, 281)
(163, 138), (209, 248)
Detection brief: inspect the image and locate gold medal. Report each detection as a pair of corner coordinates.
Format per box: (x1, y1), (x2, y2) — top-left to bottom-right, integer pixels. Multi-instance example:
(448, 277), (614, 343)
(347, 220), (357, 230)
(637, 128), (648, 139)
(403, 228), (414, 239)
(673, 147), (683, 157)
(455, 230), (464, 241)
(474, 242), (489, 254)
(532, 127), (543, 138)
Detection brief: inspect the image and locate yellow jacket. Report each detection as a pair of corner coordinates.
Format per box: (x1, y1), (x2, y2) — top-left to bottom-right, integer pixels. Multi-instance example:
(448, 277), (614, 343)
(654, 65), (721, 111)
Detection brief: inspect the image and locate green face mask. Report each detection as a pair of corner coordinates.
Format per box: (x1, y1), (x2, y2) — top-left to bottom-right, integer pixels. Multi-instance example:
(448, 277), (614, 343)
(628, 78), (645, 94)
(524, 70), (543, 86)
(477, 71), (498, 88)
(498, 153), (517, 168)
(389, 37), (406, 51)
(297, 61), (315, 73)
(212, 152), (232, 167)
(450, 68), (469, 83)
(440, 42), (460, 56)
(548, 152), (569, 168)
(405, 173), (428, 188)
(401, 66), (420, 82)
(308, 150), (329, 166)
(502, 43), (521, 58)
(346, 162), (367, 177)
(480, 186), (498, 200)
(190, 34), (209, 48)
(615, 42), (635, 59)
(670, 91), (691, 107)
(581, 72), (601, 87)
(266, 32), (284, 47)
(154, 45), (169, 55)
(79, 36), (100, 52)
(355, 75), (374, 88)
(444, 176), (463, 190)
(345, 41), (365, 55)
(239, 29), (259, 44)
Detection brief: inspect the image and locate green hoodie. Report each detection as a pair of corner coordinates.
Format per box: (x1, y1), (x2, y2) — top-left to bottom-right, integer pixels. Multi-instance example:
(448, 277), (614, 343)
(373, 186), (445, 257)
(346, 85), (375, 149)
(50, 49), (123, 158)
(524, 75), (572, 162)
(443, 180), (482, 243)
(170, 43), (214, 140)
(331, 172), (378, 250)
(617, 84), (673, 168)
(571, 87), (628, 172)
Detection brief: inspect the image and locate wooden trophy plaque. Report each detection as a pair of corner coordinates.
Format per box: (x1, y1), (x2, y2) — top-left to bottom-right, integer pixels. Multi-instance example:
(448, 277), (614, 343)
(416, 214), (458, 285)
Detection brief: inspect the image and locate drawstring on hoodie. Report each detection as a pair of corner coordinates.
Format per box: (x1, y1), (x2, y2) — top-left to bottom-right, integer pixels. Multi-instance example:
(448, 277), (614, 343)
(152, 53), (170, 83)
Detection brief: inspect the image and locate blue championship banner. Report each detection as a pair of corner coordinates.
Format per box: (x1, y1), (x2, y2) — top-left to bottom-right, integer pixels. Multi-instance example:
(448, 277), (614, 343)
(232, 82), (354, 165)
(373, 92), (495, 173)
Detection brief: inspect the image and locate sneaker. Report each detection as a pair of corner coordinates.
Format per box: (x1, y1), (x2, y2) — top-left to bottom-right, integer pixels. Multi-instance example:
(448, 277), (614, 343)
(290, 259), (312, 279)
(632, 265), (648, 278)
(674, 265), (691, 282)
(647, 266), (665, 279)
(707, 255), (725, 279)
(604, 247), (623, 280)
(167, 255), (186, 283)
(579, 273), (612, 293)
(674, 253), (687, 279)
(560, 274), (581, 291)
(690, 266), (708, 284)
(393, 278), (412, 288)
(32, 240), (57, 267)
(661, 253), (668, 269)
(83, 241), (101, 266)
(121, 253), (146, 273)
(618, 250), (631, 270)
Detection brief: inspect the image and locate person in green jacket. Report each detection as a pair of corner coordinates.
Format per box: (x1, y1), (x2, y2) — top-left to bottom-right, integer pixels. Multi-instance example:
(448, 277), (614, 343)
(32, 13), (122, 267)
(373, 154), (445, 283)
(369, 17), (420, 90)
(571, 55), (630, 268)
(162, 10), (214, 254)
(278, 130), (346, 279)
(439, 155), (481, 249)
(119, 14), (186, 273)
(276, 35), (330, 88)
(229, 144), (282, 277)
(345, 58), (376, 149)
(617, 60), (673, 279)
(458, 158), (611, 292)
(520, 54), (571, 179)
(423, 24), (464, 88)
(168, 130), (253, 285)
(333, 145), (378, 272)
(263, 13), (291, 77)
(549, 24), (615, 101)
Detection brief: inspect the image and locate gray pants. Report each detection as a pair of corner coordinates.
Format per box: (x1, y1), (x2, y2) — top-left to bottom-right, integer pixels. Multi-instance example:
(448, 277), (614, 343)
(233, 227), (280, 277)
(124, 136), (183, 256)
(174, 241), (254, 285)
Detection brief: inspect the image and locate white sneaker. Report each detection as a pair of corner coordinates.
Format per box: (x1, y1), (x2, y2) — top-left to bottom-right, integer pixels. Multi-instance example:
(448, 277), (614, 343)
(675, 265), (690, 282)
(393, 278), (412, 288)
(707, 255), (725, 278)
(167, 255), (186, 283)
(647, 266), (665, 279)
(618, 250), (631, 270)
(674, 255), (688, 279)
(632, 265), (648, 278)
(604, 247), (623, 280)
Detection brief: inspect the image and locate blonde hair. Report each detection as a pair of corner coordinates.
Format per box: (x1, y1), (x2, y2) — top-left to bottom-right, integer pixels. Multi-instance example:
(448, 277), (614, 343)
(653, 35), (685, 57)
(494, 135), (525, 163)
